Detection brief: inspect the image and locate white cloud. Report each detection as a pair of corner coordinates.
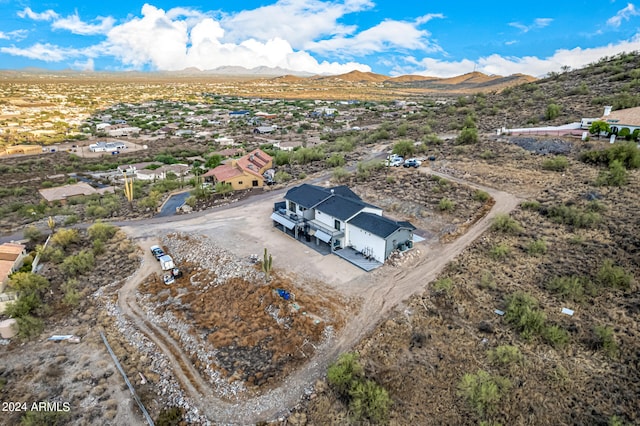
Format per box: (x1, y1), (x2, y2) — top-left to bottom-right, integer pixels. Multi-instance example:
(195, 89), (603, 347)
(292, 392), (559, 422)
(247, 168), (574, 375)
(72, 58), (95, 71)
(221, 0), (374, 49)
(0, 43), (83, 62)
(52, 14), (115, 35)
(305, 17), (441, 56)
(403, 33), (640, 78)
(17, 7), (58, 21)
(607, 3), (640, 27)
(509, 17), (553, 33)
(0, 30), (28, 41)
(100, 4), (370, 74)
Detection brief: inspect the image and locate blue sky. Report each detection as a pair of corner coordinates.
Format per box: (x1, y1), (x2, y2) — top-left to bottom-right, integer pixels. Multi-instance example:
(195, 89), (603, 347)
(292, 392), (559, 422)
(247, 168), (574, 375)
(1, 0), (640, 77)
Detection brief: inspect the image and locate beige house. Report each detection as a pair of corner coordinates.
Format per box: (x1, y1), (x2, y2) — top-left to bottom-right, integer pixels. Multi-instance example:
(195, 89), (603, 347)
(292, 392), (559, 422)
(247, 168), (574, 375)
(39, 182), (114, 204)
(203, 148), (272, 190)
(0, 242), (27, 292)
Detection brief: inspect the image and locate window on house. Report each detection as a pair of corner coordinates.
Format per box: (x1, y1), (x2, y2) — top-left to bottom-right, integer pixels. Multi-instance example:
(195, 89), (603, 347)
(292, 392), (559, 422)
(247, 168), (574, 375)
(252, 180), (259, 187)
(289, 201), (297, 212)
(238, 181), (243, 185)
(334, 219), (341, 230)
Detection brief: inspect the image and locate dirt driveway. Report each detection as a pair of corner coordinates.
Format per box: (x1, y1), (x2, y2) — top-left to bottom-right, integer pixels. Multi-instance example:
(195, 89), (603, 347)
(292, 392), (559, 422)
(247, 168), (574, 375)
(118, 171), (521, 424)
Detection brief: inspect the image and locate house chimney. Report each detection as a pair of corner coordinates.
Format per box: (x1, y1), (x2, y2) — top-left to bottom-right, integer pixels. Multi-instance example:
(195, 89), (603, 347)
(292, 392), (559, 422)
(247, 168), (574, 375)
(604, 106), (612, 116)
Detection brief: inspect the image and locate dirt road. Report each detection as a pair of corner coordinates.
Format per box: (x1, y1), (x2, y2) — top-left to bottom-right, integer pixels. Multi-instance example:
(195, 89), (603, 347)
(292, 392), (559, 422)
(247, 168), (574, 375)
(117, 169), (521, 424)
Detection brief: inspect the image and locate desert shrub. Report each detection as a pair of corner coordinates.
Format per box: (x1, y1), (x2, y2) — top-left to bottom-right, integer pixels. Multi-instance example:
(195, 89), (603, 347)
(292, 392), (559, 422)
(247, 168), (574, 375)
(527, 239), (547, 256)
(488, 345), (523, 365)
(478, 271), (496, 290)
(480, 149), (496, 160)
(291, 147), (324, 165)
(580, 141), (640, 168)
(438, 198), (456, 212)
(504, 292), (546, 340)
(596, 160), (628, 186)
(596, 259), (632, 290)
(520, 200), (541, 211)
(490, 243), (510, 260)
(298, 172), (307, 179)
(458, 370), (511, 416)
(433, 277), (453, 293)
(326, 153), (346, 167)
(23, 226), (43, 243)
(491, 214), (523, 234)
(542, 156), (569, 171)
(545, 103), (561, 120)
(547, 205), (601, 228)
(332, 167), (350, 183)
(88, 221), (118, 242)
(155, 407), (184, 426)
(355, 160), (383, 181)
(62, 278), (80, 307)
(327, 352), (364, 395)
(473, 190), (490, 202)
(593, 325), (619, 358)
(543, 325), (570, 348)
(63, 215), (79, 226)
(546, 275), (595, 302)
(392, 139), (415, 158)
(348, 379), (392, 424)
(51, 228), (79, 250)
(60, 250), (95, 277)
(20, 410), (70, 426)
(456, 126), (479, 145)
(273, 150), (291, 166)
(274, 171), (292, 183)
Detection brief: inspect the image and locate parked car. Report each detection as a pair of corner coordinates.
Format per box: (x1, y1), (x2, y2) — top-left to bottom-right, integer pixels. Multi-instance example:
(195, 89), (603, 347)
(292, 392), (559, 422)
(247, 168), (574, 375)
(403, 158), (422, 168)
(150, 245), (165, 260)
(163, 274), (175, 285)
(385, 156), (404, 167)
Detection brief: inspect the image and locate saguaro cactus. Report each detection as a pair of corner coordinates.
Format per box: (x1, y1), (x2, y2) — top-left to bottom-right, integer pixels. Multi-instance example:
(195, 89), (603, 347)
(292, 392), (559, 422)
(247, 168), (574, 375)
(262, 247), (273, 282)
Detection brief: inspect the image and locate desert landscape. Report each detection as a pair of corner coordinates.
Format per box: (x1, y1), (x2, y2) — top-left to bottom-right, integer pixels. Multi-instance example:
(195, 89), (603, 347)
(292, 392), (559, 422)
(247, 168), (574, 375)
(0, 52), (639, 426)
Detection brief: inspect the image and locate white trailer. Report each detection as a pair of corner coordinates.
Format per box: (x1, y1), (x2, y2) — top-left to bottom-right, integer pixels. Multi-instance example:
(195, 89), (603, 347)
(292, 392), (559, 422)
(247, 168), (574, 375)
(159, 255), (175, 271)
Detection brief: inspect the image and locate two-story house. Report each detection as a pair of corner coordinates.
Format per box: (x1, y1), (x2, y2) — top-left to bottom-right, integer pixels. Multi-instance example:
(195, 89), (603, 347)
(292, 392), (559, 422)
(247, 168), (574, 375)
(272, 184), (415, 267)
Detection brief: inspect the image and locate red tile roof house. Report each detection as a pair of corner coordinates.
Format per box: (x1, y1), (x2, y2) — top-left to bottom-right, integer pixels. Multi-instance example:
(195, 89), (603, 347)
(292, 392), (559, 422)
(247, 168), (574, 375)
(202, 148), (273, 190)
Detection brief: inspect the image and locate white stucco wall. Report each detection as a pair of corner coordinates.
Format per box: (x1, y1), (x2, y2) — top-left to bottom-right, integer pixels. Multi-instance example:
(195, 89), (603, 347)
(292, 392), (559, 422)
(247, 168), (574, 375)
(348, 225), (387, 262)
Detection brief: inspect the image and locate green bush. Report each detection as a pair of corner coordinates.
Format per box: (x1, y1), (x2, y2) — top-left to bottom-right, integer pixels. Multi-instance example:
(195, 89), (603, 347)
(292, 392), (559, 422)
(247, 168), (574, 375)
(491, 214), (523, 234)
(545, 103), (561, 120)
(438, 198), (456, 212)
(520, 200), (541, 211)
(478, 271), (496, 290)
(527, 239), (547, 256)
(62, 278), (80, 307)
(546, 275), (595, 302)
(473, 190), (490, 202)
(332, 167), (350, 183)
(327, 352), (364, 396)
(547, 205), (601, 228)
(51, 228), (79, 250)
(348, 379), (392, 424)
(543, 325), (570, 348)
(326, 153), (346, 168)
(456, 126), (479, 145)
(490, 243), (510, 260)
(20, 410), (69, 426)
(488, 345), (523, 365)
(433, 277), (453, 293)
(593, 325), (619, 358)
(580, 141), (640, 169)
(60, 250), (95, 277)
(596, 160), (628, 186)
(274, 171), (292, 183)
(542, 156), (569, 171)
(504, 292), (546, 340)
(458, 370), (511, 416)
(88, 221), (118, 242)
(596, 259), (632, 290)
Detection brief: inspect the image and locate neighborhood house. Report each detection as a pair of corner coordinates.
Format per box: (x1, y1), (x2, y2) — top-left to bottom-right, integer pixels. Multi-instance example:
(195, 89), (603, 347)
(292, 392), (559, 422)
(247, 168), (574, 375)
(0, 242), (27, 293)
(89, 141), (127, 152)
(203, 148), (273, 190)
(272, 183), (416, 270)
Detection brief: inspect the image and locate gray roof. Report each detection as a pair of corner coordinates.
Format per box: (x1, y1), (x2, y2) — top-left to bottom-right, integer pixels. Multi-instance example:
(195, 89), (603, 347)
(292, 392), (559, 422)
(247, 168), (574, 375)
(348, 212), (415, 238)
(284, 184), (332, 208)
(314, 195), (365, 221)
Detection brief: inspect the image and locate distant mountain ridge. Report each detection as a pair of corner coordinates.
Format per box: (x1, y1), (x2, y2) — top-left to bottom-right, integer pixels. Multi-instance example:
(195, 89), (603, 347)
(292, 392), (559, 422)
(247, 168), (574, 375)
(0, 65), (536, 94)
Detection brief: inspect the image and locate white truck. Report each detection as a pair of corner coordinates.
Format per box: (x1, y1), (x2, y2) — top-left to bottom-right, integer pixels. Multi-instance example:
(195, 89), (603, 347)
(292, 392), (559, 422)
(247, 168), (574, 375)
(158, 254), (175, 271)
